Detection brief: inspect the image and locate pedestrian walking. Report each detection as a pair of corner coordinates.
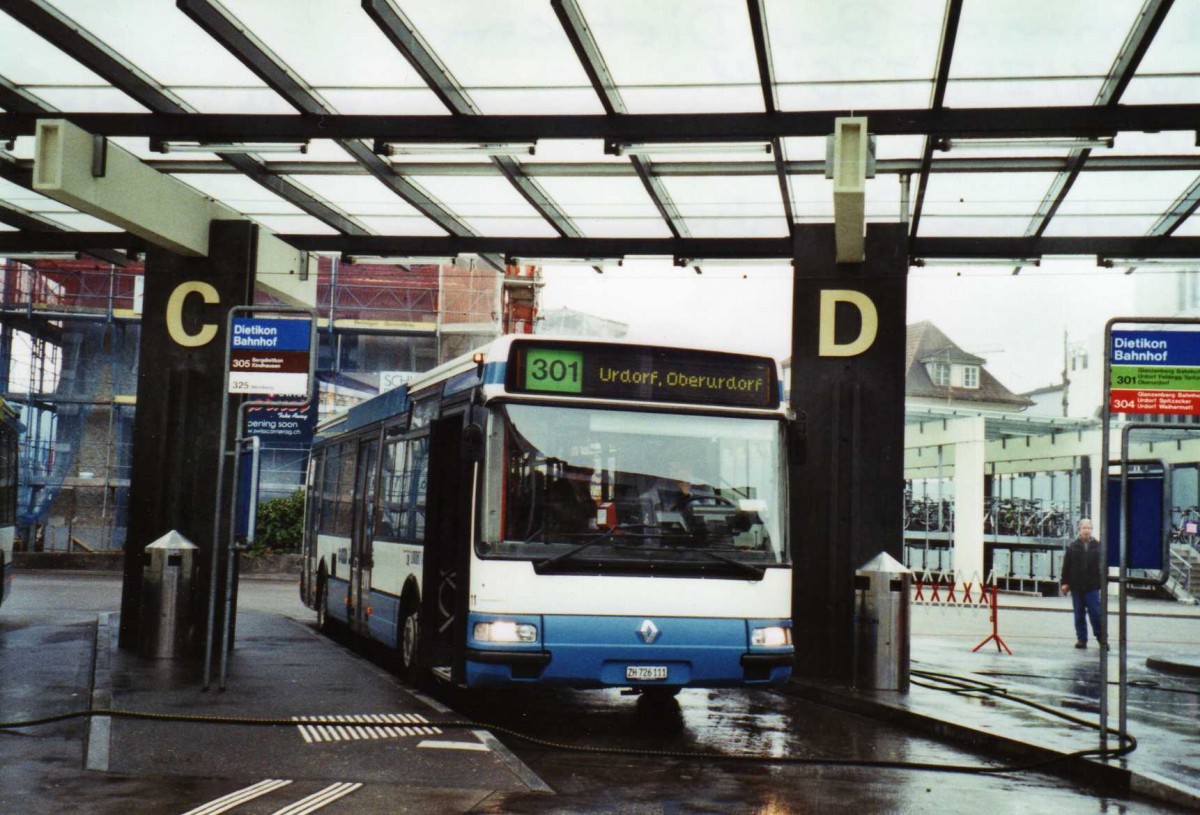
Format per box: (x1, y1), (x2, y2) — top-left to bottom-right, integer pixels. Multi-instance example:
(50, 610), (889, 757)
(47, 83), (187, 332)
(1060, 518), (1105, 649)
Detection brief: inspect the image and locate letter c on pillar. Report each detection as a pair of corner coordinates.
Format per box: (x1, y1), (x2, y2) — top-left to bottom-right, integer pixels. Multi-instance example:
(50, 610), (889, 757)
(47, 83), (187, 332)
(166, 281), (220, 348)
(818, 289), (878, 357)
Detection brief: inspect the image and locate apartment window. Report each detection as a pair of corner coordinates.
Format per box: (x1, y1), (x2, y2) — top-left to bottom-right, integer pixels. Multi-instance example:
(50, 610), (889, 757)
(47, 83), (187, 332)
(929, 363), (951, 386)
(962, 365), (979, 389)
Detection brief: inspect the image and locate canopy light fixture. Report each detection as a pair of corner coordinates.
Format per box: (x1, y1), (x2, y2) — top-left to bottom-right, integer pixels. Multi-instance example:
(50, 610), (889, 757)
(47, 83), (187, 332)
(375, 141), (537, 157)
(508, 257), (620, 268)
(607, 141), (773, 157)
(1098, 257), (1200, 274)
(674, 257), (791, 267)
(152, 140), (309, 154)
(340, 255), (453, 266)
(2, 252), (82, 262)
(935, 137), (1113, 152)
(913, 258), (1041, 267)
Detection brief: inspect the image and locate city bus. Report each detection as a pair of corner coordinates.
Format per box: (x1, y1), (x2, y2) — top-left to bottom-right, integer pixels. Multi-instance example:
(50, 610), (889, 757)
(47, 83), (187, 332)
(0, 396), (19, 609)
(300, 336), (795, 693)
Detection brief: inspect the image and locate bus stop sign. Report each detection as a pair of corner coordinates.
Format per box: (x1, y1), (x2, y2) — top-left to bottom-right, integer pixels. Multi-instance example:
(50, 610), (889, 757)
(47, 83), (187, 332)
(1110, 330), (1200, 415)
(228, 317), (312, 396)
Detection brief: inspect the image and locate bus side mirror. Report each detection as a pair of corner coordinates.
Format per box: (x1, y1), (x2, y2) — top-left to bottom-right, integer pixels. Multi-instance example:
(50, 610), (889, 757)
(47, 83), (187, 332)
(461, 422), (485, 463)
(788, 414), (806, 466)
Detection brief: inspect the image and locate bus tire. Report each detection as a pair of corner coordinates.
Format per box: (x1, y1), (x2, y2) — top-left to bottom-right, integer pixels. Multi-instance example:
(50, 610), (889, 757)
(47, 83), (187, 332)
(399, 602), (420, 681)
(316, 569), (331, 634)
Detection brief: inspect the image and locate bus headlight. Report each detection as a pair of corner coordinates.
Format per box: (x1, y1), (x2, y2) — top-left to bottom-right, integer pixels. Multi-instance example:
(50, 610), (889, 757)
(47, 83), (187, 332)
(751, 626), (791, 647)
(474, 621), (538, 643)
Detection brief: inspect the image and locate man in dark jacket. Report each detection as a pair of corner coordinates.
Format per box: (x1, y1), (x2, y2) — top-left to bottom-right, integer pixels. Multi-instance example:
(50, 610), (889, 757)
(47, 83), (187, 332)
(1061, 518), (1105, 648)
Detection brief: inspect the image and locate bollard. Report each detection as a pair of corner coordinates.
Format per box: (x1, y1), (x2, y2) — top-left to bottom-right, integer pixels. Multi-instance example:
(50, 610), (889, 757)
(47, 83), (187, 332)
(139, 530), (198, 659)
(853, 552), (911, 691)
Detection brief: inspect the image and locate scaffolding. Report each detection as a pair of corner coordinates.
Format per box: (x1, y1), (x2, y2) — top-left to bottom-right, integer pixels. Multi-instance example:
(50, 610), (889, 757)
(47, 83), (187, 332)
(0, 255), (542, 551)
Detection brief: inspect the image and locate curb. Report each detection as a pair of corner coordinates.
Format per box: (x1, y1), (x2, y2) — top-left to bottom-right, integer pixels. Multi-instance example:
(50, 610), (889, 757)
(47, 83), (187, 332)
(1145, 654), (1200, 678)
(780, 680), (1200, 811)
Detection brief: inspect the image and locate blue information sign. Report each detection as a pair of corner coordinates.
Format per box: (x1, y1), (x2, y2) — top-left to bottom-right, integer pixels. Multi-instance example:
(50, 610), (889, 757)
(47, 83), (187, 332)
(230, 318), (312, 352)
(1110, 330), (1200, 366)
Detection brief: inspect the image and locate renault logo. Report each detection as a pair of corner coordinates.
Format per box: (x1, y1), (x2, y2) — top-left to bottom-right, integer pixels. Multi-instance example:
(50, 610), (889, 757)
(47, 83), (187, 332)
(637, 619), (660, 644)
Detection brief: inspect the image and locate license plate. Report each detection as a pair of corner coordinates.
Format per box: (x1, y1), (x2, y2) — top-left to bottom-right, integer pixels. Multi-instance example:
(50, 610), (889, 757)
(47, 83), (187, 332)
(626, 666), (668, 681)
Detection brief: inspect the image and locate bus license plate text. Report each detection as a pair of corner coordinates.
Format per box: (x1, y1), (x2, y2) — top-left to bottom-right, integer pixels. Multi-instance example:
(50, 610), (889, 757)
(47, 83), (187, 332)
(626, 666), (668, 681)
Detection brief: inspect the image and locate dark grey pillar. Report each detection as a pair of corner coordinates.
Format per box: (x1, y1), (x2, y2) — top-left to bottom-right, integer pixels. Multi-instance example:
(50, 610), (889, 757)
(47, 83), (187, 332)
(119, 221), (257, 652)
(789, 223), (908, 682)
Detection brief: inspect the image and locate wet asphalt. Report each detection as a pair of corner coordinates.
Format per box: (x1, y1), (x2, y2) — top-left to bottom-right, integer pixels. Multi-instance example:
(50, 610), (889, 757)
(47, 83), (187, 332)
(1, 572), (1195, 814)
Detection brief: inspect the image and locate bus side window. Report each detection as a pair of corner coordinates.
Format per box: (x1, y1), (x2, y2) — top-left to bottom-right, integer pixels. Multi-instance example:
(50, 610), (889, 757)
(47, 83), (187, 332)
(335, 442), (356, 537)
(405, 437), (430, 542)
(377, 439), (406, 542)
(319, 445), (340, 534)
(305, 451), (324, 541)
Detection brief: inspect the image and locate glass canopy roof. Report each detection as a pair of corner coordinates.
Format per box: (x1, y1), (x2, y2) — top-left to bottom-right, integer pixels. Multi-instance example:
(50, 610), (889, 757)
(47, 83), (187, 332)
(0, 0), (1196, 264)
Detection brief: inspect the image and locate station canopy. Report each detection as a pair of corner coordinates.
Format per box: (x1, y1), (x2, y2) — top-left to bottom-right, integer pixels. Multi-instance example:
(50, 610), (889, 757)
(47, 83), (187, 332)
(0, 0), (1198, 271)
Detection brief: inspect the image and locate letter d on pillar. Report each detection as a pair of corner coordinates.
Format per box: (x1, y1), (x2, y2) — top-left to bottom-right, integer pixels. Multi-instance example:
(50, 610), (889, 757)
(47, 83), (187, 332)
(818, 289), (878, 357)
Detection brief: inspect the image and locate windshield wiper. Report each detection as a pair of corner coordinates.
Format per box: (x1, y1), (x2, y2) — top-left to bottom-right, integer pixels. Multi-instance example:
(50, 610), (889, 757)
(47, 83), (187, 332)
(533, 524), (645, 574)
(684, 547), (766, 580)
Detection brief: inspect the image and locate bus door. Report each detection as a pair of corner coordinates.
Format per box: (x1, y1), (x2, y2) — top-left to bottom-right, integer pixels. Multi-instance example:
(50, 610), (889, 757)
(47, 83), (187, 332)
(421, 412), (472, 682)
(349, 437), (379, 634)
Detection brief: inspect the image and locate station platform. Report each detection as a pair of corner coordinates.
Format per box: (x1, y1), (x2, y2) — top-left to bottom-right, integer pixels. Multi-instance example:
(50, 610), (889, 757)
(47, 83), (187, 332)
(91, 611), (549, 813)
(787, 594), (1200, 811)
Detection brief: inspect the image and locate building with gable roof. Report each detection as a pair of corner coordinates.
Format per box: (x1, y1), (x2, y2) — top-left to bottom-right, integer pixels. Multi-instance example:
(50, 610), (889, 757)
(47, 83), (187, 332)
(904, 321), (1033, 413)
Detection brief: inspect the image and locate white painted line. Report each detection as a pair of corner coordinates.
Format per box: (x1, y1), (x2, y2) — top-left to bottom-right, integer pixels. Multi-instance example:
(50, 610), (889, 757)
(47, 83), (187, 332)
(417, 740), (491, 752)
(270, 782), (363, 815)
(182, 778), (293, 815)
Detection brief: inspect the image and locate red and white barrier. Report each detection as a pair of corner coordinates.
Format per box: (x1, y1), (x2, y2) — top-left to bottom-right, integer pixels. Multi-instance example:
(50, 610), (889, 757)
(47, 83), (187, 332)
(912, 570), (1011, 655)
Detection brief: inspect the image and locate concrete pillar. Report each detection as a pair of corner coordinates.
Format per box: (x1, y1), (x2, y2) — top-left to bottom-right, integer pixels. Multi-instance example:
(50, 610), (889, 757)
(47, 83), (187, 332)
(952, 419), (987, 581)
(789, 223), (908, 682)
(118, 221), (257, 652)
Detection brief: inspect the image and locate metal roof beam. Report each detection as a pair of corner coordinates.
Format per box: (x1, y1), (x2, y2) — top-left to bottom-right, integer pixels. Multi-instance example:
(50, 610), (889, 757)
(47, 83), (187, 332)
(6, 233), (1200, 262)
(910, 0), (963, 241)
(131, 154), (1200, 178)
(1148, 177), (1200, 236)
(5, 104), (1193, 141)
(552, 0), (690, 239)
(0, 74), (51, 115)
(177, 0), (487, 252)
(2, 0), (369, 236)
(276, 234), (1200, 260)
(0, 0), (192, 112)
(745, 0), (795, 236)
(363, 0), (582, 240)
(0, 199), (73, 232)
(1024, 0), (1175, 239)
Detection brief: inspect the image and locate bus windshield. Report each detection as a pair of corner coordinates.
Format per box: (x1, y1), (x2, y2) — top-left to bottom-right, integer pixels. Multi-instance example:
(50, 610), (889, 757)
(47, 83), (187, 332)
(482, 404), (788, 572)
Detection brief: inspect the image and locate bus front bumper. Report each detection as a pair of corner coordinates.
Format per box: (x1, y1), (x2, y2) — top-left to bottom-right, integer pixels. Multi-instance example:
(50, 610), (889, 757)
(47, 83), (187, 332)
(465, 614), (793, 689)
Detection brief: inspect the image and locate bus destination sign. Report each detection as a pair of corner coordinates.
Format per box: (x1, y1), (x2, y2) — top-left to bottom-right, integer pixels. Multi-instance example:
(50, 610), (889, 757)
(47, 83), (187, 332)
(229, 317), (312, 396)
(509, 342), (778, 408)
(1110, 330), (1200, 416)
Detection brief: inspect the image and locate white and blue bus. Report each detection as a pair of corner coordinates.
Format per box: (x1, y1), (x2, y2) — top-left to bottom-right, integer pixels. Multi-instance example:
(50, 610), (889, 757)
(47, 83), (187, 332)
(301, 336), (795, 693)
(0, 397), (19, 609)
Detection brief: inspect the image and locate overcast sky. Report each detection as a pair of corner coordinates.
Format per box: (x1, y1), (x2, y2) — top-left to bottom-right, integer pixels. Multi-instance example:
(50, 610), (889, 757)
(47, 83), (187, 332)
(541, 258), (1157, 395)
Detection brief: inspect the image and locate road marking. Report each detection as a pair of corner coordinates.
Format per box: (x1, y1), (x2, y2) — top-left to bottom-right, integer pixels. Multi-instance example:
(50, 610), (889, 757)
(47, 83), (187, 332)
(417, 740), (491, 752)
(269, 782), (362, 815)
(292, 713), (442, 743)
(181, 778), (293, 815)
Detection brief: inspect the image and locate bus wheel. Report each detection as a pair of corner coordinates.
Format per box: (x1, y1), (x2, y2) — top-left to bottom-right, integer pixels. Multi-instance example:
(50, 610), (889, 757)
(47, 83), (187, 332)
(400, 606), (420, 679)
(316, 573), (331, 633)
